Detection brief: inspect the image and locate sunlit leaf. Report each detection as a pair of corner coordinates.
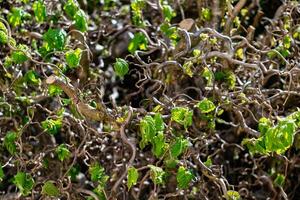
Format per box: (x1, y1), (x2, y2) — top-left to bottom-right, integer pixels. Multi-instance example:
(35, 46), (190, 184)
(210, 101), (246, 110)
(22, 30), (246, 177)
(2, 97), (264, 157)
(13, 172), (35, 196)
(42, 181), (60, 197)
(176, 166), (194, 189)
(127, 167), (139, 190)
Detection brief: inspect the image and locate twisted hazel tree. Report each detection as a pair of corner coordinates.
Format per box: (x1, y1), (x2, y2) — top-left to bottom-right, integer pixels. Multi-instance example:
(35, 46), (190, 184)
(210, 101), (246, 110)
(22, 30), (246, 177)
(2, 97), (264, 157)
(0, 0), (300, 200)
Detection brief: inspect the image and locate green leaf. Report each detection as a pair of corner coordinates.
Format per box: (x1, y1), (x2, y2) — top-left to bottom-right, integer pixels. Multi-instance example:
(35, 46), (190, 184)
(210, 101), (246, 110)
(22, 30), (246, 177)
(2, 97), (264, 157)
(235, 48), (244, 60)
(41, 118), (62, 135)
(8, 7), (25, 27)
(204, 157), (212, 167)
(13, 172), (35, 196)
(274, 173), (285, 187)
(48, 84), (63, 96)
(89, 163), (109, 186)
(196, 98), (216, 114)
(131, 0), (145, 26)
(170, 137), (189, 158)
(176, 166), (194, 189)
(41, 181), (60, 197)
(55, 144), (70, 162)
(148, 165), (165, 185)
(64, 0), (79, 19)
(139, 115), (156, 149)
(258, 117), (272, 135)
(11, 44), (29, 64)
(128, 32), (148, 54)
(201, 8), (212, 21)
(43, 28), (67, 51)
(114, 58), (129, 78)
(154, 113), (164, 132)
(3, 131), (18, 155)
(152, 131), (167, 158)
(74, 9), (88, 32)
(0, 31), (8, 44)
(171, 107), (193, 129)
(0, 164), (4, 182)
(227, 190), (241, 200)
(162, 5), (176, 22)
(127, 167), (139, 190)
(283, 35), (291, 49)
(0, 22), (8, 34)
(202, 67), (213, 86)
(33, 0), (47, 22)
(182, 61), (194, 77)
(24, 70), (40, 85)
(66, 48), (82, 68)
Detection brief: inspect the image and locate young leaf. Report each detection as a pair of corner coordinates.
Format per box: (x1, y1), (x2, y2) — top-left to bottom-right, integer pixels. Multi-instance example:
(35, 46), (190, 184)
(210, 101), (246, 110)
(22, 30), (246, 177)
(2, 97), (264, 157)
(64, 0), (79, 19)
(48, 84), (63, 96)
(0, 164), (4, 182)
(55, 144), (70, 162)
(148, 165), (165, 185)
(114, 58), (129, 78)
(139, 115), (156, 149)
(0, 22), (8, 34)
(89, 163), (109, 186)
(162, 5), (176, 22)
(24, 70), (40, 85)
(11, 44), (29, 64)
(3, 131), (18, 155)
(8, 7), (25, 27)
(227, 190), (241, 200)
(171, 107), (193, 129)
(196, 98), (216, 114)
(176, 166), (194, 189)
(74, 9), (88, 32)
(41, 118), (62, 135)
(0, 31), (8, 44)
(13, 172), (35, 196)
(43, 28), (67, 51)
(274, 174), (285, 187)
(65, 48), (82, 68)
(41, 181), (60, 197)
(33, 0), (47, 22)
(128, 32), (148, 54)
(127, 167), (139, 190)
(170, 137), (189, 158)
(152, 131), (167, 158)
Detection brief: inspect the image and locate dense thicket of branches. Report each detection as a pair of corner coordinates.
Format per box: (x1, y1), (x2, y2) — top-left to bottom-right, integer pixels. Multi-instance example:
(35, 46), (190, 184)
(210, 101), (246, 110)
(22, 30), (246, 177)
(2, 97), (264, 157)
(0, 0), (300, 199)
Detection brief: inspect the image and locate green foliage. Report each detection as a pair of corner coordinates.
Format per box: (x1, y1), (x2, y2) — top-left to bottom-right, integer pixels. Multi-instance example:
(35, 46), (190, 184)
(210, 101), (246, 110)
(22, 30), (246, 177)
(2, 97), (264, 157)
(196, 98), (216, 114)
(176, 166), (194, 189)
(0, 22), (8, 34)
(55, 144), (70, 161)
(33, 0), (47, 22)
(24, 70), (40, 85)
(201, 8), (212, 21)
(160, 23), (179, 45)
(128, 32), (148, 54)
(243, 111), (300, 155)
(41, 181), (60, 197)
(3, 131), (18, 155)
(8, 7), (27, 27)
(227, 190), (240, 200)
(162, 5), (176, 22)
(127, 167), (139, 190)
(89, 163), (109, 186)
(131, 0), (145, 26)
(114, 58), (129, 78)
(170, 137), (189, 158)
(13, 172), (35, 196)
(182, 61), (193, 77)
(204, 157), (212, 167)
(202, 67), (213, 86)
(0, 164), (4, 182)
(0, 31), (8, 44)
(43, 28), (67, 51)
(11, 44), (29, 64)
(140, 113), (167, 157)
(66, 48), (82, 68)
(64, 0), (79, 19)
(274, 173), (285, 187)
(74, 9), (88, 32)
(48, 85), (63, 96)
(41, 118), (62, 135)
(171, 107), (193, 129)
(148, 165), (165, 185)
